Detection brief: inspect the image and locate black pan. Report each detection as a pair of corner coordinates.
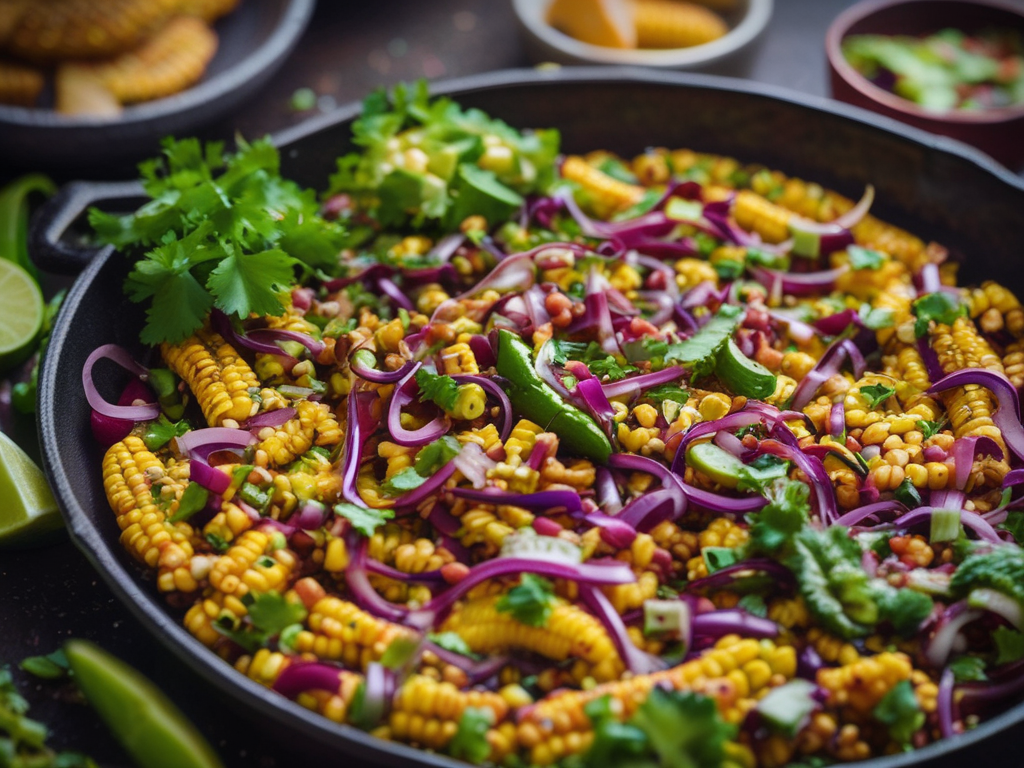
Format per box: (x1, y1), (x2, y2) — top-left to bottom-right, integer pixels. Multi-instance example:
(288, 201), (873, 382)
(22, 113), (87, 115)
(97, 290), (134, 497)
(32, 68), (1024, 768)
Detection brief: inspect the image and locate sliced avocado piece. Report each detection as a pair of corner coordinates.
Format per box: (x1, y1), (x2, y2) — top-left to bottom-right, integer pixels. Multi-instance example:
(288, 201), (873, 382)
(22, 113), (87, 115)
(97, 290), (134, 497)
(446, 163), (523, 228)
(426, 136), (479, 181)
(686, 441), (749, 490)
(715, 338), (777, 399)
(757, 679), (818, 737)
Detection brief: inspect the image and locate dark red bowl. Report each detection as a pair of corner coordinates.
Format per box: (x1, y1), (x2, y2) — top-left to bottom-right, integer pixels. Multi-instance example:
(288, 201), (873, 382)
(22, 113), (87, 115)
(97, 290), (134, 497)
(826, 0), (1024, 168)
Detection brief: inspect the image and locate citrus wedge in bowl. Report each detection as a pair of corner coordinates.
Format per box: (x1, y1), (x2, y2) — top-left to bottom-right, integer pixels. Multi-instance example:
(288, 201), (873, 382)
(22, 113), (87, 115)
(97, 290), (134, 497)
(0, 429), (63, 549)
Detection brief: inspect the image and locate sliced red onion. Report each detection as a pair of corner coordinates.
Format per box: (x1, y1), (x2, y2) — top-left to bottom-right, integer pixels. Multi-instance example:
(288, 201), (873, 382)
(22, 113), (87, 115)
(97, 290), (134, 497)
(386, 366), (450, 447)
(958, 665), (1024, 704)
(427, 233), (465, 263)
(749, 265), (849, 297)
(291, 500), (329, 531)
(376, 277), (416, 312)
(1004, 469), (1024, 488)
(453, 374), (513, 442)
(617, 488), (683, 531)
(787, 217), (854, 258)
(937, 667), (957, 739)
(833, 185), (875, 229)
(575, 377), (616, 425)
(422, 641), (509, 684)
(90, 378), (154, 446)
(814, 309), (860, 336)
(687, 560), (794, 592)
(244, 407), (297, 431)
(83, 344), (160, 421)
(713, 430), (746, 458)
(323, 263), (395, 291)
(596, 468), (623, 515)
(968, 588), (1024, 630)
(175, 427), (255, 455)
(834, 500), (907, 527)
(584, 512), (638, 548)
(391, 461), (458, 510)
(455, 250), (536, 299)
(366, 558), (445, 586)
(360, 662), (390, 728)
(450, 487), (582, 515)
(566, 269), (619, 354)
(468, 335), (496, 370)
(340, 389), (380, 506)
(579, 584), (666, 675)
(925, 601), (983, 668)
(759, 433), (839, 524)
(350, 352), (417, 384)
(917, 337), (945, 383)
(691, 610), (779, 639)
(928, 370), (1024, 462)
(829, 402), (845, 439)
(628, 253), (680, 300)
(450, 442), (493, 489)
(272, 661), (347, 699)
(952, 436), (1004, 490)
(790, 338), (865, 411)
(768, 309), (818, 344)
(247, 328), (325, 357)
(601, 366), (686, 400)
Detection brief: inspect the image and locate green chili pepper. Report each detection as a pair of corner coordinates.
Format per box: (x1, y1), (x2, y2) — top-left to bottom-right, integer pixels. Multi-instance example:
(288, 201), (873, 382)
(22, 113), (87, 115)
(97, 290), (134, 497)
(495, 329), (612, 463)
(64, 639), (224, 768)
(0, 174), (56, 284)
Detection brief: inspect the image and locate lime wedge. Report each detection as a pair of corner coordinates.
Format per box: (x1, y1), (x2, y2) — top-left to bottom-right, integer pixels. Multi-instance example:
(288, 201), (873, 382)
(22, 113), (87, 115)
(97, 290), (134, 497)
(0, 258), (43, 372)
(65, 640), (225, 768)
(0, 430), (63, 549)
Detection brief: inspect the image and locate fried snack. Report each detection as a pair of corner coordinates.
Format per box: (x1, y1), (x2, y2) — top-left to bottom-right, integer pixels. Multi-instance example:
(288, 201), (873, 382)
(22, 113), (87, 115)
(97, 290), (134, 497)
(6, 0), (181, 62)
(54, 64), (121, 117)
(0, 59), (42, 106)
(633, 0), (728, 49)
(180, 0), (241, 23)
(58, 16), (217, 112)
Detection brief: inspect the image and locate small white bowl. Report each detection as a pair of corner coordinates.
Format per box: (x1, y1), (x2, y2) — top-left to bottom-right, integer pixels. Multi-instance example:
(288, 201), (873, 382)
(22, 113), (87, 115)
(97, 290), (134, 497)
(512, 0), (773, 72)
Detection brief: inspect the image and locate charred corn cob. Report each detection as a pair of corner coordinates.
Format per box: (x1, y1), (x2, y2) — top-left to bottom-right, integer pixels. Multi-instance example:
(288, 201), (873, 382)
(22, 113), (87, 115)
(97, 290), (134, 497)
(516, 636), (795, 765)
(634, 0), (728, 49)
(732, 189), (794, 244)
(208, 530), (297, 616)
(102, 436), (197, 591)
(293, 595), (418, 670)
(161, 326), (260, 427)
(388, 674), (509, 752)
(561, 156), (645, 219)
(441, 592), (625, 682)
(255, 399), (342, 466)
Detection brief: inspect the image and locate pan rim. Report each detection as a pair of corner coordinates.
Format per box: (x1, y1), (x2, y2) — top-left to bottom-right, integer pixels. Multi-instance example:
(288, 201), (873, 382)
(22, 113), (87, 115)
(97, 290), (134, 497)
(38, 67), (1024, 768)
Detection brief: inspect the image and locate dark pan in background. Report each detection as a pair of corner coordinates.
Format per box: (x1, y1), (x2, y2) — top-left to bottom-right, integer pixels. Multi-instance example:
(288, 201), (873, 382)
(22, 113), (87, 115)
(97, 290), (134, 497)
(32, 69), (1024, 767)
(0, 0), (315, 174)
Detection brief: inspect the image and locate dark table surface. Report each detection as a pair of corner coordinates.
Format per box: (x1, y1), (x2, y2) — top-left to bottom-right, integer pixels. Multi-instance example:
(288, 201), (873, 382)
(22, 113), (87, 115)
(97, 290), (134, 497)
(3, 1), (1020, 767)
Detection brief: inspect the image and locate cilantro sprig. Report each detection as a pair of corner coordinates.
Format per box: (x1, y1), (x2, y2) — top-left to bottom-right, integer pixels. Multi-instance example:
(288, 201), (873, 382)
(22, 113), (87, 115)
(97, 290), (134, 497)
(496, 574), (555, 627)
(92, 137), (349, 344)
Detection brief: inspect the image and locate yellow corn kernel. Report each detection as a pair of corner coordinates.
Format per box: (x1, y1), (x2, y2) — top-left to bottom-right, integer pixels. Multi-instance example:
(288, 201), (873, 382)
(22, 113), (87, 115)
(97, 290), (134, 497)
(439, 342), (479, 375)
(561, 156), (645, 219)
(294, 595), (418, 670)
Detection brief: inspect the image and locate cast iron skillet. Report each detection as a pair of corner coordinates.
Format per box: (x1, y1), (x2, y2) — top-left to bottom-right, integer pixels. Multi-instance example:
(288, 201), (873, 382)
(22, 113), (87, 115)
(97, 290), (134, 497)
(32, 69), (1024, 767)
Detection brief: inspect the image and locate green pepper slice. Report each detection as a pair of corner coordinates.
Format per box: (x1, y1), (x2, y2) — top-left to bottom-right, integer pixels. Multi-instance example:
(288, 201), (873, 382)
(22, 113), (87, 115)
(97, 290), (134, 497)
(495, 329), (612, 464)
(64, 640), (224, 768)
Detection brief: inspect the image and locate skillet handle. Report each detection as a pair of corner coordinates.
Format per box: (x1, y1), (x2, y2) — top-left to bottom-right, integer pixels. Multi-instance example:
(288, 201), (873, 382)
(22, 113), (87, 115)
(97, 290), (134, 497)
(29, 180), (146, 275)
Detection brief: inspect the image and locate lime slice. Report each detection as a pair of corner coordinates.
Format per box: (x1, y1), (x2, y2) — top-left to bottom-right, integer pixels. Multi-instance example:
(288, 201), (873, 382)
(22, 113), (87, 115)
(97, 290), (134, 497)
(65, 640), (225, 768)
(0, 258), (43, 372)
(0, 430), (63, 549)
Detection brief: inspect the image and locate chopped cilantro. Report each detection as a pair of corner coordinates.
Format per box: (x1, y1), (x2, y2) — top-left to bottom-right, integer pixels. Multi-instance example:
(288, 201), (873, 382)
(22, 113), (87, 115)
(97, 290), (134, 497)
(205, 533), (229, 552)
(664, 304), (743, 381)
(737, 594), (768, 618)
(894, 478), (922, 509)
(848, 245), (886, 270)
(912, 292), (966, 338)
(712, 259), (745, 281)
(861, 383), (896, 409)
(334, 502), (395, 537)
(588, 355), (638, 382)
(428, 632), (478, 659)
(168, 482), (210, 523)
(142, 415), (190, 452)
(380, 636), (422, 670)
(999, 511), (1024, 544)
(214, 591), (308, 652)
(694, 232), (718, 257)
(916, 419), (945, 439)
(949, 655), (988, 683)
(93, 137), (348, 344)
(643, 384), (690, 408)
(415, 367), (461, 412)
(993, 626), (1024, 665)
(496, 574), (555, 627)
(379, 436), (461, 497)
(748, 479), (811, 555)
(859, 303), (895, 330)
(449, 707), (495, 764)
(872, 680), (924, 745)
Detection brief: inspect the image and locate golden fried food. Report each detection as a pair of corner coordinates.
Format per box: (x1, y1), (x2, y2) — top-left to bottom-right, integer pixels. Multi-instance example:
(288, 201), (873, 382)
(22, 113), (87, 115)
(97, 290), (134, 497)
(633, 0), (728, 49)
(62, 16), (217, 108)
(180, 0), (240, 23)
(5, 0), (180, 62)
(54, 65), (121, 116)
(0, 58), (42, 106)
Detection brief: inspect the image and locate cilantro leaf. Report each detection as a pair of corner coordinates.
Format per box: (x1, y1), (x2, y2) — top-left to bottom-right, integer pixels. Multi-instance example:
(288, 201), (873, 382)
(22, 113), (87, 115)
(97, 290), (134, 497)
(848, 245), (886, 270)
(664, 304), (743, 381)
(860, 303), (895, 330)
(415, 368), (460, 413)
(428, 632), (479, 659)
(951, 546), (1024, 606)
(748, 479), (812, 555)
(334, 502), (395, 537)
(872, 680), (924, 745)
(380, 467), (427, 496)
(207, 248), (297, 319)
(916, 419), (945, 439)
(993, 626), (1024, 665)
(169, 482), (210, 523)
(912, 292), (966, 337)
(380, 636), (422, 670)
(948, 655), (988, 683)
(894, 478), (922, 508)
(861, 383), (896, 409)
(496, 574), (555, 627)
(142, 415), (190, 451)
(588, 355), (638, 382)
(246, 592), (308, 637)
(999, 511), (1024, 544)
(643, 384), (690, 407)
(19, 650), (69, 681)
(413, 435), (461, 476)
(737, 594), (768, 618)
(449, 707), (495, 764)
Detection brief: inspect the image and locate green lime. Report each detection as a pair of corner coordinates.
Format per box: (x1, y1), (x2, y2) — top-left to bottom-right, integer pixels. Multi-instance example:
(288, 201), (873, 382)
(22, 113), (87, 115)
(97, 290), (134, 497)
(65, 640), (225, 768)
(686, 441), (749, 490)
(0, 430), (63, 549)
(0, 258), (43, 372)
